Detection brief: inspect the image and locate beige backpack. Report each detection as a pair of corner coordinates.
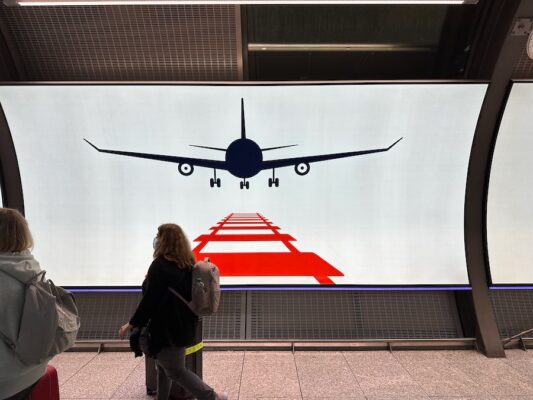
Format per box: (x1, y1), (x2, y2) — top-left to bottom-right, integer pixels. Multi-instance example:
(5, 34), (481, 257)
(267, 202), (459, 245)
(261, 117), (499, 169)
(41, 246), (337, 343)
(168, 259), (220, 317)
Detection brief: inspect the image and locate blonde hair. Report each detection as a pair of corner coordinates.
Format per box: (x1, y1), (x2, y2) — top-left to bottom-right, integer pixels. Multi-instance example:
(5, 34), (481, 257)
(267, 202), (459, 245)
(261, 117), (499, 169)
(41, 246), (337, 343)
(154, 223), (196, 268)
(0, 208), (34, 253)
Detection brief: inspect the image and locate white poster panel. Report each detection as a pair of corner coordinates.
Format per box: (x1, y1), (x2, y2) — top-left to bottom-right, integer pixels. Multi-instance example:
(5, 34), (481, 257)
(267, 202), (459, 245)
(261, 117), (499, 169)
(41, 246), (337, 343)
(0, 84), (485, 286)
(488, 83), (533, 284)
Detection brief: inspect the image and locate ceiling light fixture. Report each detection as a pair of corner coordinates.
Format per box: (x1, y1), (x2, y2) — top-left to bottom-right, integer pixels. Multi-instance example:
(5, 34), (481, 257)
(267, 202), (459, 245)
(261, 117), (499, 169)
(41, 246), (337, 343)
(3, 0), (479, 6)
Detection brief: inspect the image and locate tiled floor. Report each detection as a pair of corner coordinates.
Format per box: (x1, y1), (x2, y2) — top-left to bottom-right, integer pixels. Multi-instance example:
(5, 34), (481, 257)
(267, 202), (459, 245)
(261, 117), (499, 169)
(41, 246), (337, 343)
(50, 350), (533, 400)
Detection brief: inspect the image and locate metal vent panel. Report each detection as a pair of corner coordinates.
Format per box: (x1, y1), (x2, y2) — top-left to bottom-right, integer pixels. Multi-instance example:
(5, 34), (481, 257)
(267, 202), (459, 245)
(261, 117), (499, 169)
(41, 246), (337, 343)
(74, 291), (246, 341)
(249, 290), (462, 340)
(74, 292), (141, 340)
(512, 46), (533, 79)
(0, 5), (239, 81)
(75, 290), (462, 341)
(203, 291), (246, 340)
(491, 290), (533, 338)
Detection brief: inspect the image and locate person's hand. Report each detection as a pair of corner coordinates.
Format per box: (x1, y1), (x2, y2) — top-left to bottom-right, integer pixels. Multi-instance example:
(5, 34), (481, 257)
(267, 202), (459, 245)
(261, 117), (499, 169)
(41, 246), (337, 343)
(119, 322), (132, 339)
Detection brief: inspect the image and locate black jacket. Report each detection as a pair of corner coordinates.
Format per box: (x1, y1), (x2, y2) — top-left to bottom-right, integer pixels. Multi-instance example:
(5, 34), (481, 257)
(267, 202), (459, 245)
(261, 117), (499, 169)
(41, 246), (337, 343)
(129, 257), (198, 354)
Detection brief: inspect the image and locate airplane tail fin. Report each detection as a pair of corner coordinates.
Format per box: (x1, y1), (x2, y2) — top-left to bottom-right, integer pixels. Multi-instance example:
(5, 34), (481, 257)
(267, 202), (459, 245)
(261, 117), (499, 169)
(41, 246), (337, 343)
(241, 98), (246, 139)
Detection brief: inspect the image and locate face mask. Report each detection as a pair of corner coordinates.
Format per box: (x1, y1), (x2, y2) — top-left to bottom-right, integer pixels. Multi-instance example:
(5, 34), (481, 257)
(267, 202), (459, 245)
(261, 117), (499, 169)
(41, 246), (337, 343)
(153, 237), (158, 249)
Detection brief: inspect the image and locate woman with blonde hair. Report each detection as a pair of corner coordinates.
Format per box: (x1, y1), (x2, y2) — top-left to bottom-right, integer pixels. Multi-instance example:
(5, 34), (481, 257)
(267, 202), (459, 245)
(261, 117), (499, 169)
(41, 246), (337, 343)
(119, 223), (227, 400)
(0, 208), (46, 400)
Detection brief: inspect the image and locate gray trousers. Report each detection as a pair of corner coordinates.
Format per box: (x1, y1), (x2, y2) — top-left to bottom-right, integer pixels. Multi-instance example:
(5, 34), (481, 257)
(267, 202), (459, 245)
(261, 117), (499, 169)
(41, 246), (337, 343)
(156, 346), (215, 400)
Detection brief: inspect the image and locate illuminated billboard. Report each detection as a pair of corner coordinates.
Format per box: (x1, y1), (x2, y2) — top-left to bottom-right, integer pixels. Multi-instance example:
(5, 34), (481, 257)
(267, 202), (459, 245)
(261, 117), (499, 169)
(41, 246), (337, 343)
(487, 82), (533, 284)
(0, 84), (486, 286)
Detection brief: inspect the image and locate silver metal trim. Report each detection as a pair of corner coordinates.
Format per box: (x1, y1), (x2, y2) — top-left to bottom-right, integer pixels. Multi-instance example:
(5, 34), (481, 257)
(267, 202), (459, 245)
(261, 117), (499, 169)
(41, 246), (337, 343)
(248, 43), (436, 52)
(70, 338), (478, 352)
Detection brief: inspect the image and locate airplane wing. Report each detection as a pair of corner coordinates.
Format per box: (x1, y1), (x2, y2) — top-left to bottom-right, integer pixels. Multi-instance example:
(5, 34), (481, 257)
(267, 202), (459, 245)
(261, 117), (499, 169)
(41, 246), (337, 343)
(84, 139), (228, 170)
(261, 137), (403, 170)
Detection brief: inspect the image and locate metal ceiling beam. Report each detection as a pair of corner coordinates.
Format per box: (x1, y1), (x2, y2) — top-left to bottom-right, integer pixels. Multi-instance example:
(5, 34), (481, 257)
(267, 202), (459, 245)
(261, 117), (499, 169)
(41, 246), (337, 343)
(463, 0), (533, 357)
(0, 14), (25, 80)
(240, 5), (249, 80)
(235, 5), (244, 80)
(0, 103), (25, 214)
(3, 0), (480, 5)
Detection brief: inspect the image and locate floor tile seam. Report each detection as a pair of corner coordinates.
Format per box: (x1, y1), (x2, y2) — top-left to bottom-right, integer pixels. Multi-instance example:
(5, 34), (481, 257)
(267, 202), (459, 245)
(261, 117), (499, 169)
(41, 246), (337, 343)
(399, 351), (500, 396)
(108, 357), (145, 399)
(500, 356), (533, 387)
(237, 349), (246, 400)
(340, 351), (367, 398)
(59, 351), (100, 387)
(440, 356), (533, 395)
(384, 351), (431, 398)
(426, 397), (496, 399)
(291, 351), (304, 400)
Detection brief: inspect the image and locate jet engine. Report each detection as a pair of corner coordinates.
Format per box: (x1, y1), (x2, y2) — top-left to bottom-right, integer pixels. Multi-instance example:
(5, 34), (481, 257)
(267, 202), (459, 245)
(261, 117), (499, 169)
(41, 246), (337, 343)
(178, 163), (194, 176)
(295, 162), (310, 176)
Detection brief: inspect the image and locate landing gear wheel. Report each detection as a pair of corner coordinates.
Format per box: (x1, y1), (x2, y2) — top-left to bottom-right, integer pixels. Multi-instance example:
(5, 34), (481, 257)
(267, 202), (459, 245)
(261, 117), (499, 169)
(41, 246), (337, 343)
(245, 181), (250, 189)
(240, 181), (244, 190)
(216, 178), (221, 187)
(274, 178), (279, 187)
(210, 178), (215, 188)
(268, 178), (273, 187)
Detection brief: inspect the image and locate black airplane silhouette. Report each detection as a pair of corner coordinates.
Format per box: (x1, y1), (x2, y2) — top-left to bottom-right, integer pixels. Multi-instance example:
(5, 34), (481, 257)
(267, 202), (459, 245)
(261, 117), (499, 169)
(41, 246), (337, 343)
(84, 99), (403, 189)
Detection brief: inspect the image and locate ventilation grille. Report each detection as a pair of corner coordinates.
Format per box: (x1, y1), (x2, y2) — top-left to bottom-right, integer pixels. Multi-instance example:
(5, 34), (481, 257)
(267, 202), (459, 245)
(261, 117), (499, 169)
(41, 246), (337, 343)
(203, 291), (246, 340)
(249, 290), (462, 340)
(0, 5), (239, 81)
(491, 290), (533, 338)
(512, 46), (533, 79)
(74, 290), (245, 340)
(75, 292), (142, 340)
(74, 290), (463, 341)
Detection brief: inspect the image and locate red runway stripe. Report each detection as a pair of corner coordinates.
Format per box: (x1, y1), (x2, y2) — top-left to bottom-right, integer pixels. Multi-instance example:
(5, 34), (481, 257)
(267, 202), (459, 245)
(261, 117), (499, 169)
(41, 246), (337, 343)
(217, 221), (270, 225)
(193, 212), (344, 284)
(192, 252), (343, 279)
(194, 234), (295, 242)
(210, 226), (281, 230)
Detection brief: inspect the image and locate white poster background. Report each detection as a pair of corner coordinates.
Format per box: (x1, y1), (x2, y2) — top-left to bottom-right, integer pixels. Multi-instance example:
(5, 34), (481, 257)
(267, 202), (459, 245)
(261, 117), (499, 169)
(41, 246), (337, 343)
(488, 83), (533, 284)
(0, 84), (486, 286)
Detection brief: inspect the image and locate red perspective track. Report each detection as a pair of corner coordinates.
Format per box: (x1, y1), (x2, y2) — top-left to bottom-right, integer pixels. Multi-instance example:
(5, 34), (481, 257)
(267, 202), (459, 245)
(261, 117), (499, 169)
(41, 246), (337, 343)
(192, 213), (344, 284)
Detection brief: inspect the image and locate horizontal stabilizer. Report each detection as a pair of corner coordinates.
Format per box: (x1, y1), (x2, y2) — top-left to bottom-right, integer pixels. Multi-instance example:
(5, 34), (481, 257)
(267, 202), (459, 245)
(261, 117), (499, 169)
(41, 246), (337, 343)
(262, 144), (298, 151)
(190, 144), (226, 152)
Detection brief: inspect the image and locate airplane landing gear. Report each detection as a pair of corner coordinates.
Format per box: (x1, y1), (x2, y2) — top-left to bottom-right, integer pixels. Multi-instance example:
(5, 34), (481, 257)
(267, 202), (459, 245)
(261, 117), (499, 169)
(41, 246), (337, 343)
(240, 180), (250, 190)
(210, 170), (221, 188)
(268, 169), (279, 187)
(210, 178), (221, 187)
(268, 178), (279, 187)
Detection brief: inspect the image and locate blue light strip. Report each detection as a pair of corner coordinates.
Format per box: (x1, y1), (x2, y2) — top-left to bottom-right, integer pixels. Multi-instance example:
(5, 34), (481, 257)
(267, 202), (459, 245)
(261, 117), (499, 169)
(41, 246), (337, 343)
(67, 285), (472, 293)
(489, 286), (533, 290)
(220, 286), (472, 291)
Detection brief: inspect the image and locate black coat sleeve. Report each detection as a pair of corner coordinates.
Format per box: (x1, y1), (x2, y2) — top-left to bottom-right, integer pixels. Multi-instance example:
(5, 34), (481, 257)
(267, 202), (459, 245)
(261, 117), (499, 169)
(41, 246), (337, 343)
(129, 260), (166, 327)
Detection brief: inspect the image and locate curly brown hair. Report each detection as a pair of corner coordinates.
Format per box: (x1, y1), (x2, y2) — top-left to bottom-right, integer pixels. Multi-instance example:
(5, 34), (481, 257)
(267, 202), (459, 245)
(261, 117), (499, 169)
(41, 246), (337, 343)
(153, 223), (196, 268)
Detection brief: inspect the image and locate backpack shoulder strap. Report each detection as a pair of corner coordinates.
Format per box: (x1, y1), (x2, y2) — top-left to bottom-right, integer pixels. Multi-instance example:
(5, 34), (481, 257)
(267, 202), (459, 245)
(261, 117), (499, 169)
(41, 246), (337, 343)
(168, 286), (196, 314)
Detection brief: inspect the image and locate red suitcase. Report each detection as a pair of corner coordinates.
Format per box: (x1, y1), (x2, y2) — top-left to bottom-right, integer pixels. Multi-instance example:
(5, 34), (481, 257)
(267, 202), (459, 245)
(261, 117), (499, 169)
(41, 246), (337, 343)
(28, 365), (60, 400)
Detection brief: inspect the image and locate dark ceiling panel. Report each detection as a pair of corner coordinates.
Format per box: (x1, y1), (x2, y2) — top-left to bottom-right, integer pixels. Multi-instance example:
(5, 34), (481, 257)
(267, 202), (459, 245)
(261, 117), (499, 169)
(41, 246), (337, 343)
(250, 51), (437, 80)
(0, 4), (240, 81)
(248, 5), (447, 45)
(246, 5), (481, 80)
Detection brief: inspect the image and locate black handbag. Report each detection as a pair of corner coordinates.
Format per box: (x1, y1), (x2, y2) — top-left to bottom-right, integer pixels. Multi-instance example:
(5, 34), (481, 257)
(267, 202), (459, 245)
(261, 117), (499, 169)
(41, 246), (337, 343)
(139, 325), (155, 357)
(129, 324), (156, 358)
